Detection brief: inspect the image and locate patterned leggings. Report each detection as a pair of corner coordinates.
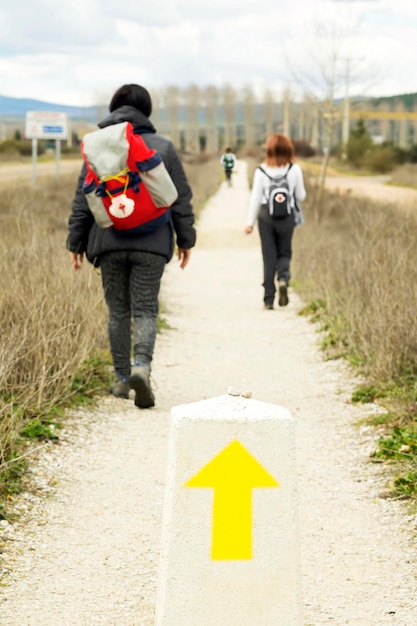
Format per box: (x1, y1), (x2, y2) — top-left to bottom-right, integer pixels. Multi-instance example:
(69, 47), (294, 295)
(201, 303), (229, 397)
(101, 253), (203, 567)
(100, 251), (166, 380)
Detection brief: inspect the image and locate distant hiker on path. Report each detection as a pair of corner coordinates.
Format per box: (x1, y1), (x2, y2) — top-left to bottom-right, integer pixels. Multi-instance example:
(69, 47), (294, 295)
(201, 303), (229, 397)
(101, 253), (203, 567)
(67, 83), (196, 409)
(245, 133), (306, 309)
(220, 147), (236, 186)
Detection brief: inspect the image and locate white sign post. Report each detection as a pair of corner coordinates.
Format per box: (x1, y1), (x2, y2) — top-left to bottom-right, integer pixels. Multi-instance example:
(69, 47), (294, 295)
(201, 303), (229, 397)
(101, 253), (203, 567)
(156, 393), (303, 626)
(25, 111), (69, 185)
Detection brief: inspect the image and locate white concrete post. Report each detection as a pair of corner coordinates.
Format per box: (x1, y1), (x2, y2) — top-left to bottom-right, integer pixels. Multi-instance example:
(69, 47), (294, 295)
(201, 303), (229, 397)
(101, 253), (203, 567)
(156, 393), (303, 626)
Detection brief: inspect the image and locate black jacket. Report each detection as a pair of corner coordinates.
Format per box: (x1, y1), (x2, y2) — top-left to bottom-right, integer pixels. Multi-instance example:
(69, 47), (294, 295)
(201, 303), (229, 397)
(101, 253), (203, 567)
(67, 106), (196, 265)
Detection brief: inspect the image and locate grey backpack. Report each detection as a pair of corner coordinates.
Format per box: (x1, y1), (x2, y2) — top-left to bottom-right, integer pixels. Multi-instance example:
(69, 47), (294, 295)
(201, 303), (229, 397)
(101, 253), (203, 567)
(258, 164), (293, 218)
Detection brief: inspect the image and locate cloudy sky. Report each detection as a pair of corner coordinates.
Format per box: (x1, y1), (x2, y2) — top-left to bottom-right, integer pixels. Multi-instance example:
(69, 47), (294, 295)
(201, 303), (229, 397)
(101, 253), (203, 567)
(0, 0), (416, 106)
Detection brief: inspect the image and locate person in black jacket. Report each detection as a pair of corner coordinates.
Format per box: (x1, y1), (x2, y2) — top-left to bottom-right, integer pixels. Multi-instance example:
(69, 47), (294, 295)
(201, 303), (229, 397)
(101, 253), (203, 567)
(67, 84), (196, 409)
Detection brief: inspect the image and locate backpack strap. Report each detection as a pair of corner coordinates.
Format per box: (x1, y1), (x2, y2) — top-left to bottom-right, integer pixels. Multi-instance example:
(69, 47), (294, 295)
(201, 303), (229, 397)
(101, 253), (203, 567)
(258, 163), (293, 179)
(257, 166), (272, 179)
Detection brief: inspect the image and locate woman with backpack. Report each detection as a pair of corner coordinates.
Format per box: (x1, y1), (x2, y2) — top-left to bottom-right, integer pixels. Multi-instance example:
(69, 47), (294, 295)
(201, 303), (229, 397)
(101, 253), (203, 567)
(67, 84), (196, 409)
(244, 133), (306, 309)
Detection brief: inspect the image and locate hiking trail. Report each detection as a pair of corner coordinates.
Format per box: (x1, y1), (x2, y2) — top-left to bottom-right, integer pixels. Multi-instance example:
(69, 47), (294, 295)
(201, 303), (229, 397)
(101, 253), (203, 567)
(1, 161), (416, 625)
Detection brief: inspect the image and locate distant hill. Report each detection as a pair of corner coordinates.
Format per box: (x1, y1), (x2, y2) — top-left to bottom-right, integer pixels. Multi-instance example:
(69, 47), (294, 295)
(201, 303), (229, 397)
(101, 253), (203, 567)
(0, 94), (104, 120)
(367, 92), (417, 109)
(2, 91), (417, 123)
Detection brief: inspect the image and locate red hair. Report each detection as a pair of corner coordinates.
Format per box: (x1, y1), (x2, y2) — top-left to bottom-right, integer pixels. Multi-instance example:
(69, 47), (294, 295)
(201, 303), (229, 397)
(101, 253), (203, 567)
(264, 134), (295, 166)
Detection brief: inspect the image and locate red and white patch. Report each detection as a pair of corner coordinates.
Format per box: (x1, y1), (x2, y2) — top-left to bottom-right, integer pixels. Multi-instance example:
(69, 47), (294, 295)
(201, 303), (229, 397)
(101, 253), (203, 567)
(109, 194), (135, 219)
(274, 193), (286, 203)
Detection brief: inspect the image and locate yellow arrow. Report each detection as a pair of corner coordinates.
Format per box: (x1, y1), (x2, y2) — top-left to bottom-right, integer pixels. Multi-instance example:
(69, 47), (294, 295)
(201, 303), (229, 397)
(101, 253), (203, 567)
(186, 440), (279, 560)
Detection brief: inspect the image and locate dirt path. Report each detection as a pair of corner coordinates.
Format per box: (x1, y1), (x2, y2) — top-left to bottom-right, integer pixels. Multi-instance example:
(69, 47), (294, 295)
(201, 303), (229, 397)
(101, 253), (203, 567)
(325, 171), (417, 208)
(1, 163), (416, 625)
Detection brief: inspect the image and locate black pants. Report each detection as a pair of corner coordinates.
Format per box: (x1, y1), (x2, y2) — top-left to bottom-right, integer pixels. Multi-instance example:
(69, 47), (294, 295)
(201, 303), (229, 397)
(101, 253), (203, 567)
(100, 251), (166, 380)
(257, 210), (295, 305)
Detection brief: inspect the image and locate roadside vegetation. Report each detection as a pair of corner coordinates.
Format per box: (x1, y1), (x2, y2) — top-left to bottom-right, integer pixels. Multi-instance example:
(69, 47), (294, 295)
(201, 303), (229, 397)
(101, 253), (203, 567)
(0, 155), (220, 519)
(388, 163), (417, 190)
(292, 182), (417, 503)
(290, 119), (417, 183)
(332, 119), (417, 176)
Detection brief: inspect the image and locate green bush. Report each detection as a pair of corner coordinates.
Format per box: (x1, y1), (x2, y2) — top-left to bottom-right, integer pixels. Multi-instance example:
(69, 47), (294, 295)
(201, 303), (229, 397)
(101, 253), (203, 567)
(0, 139), (20, 155)
(362, 145), (396, 173)
(0, 139), (45, 157)
(407, 144), (417, 163)
(392, 145), (410, 165)
(346, 134), (373, 168)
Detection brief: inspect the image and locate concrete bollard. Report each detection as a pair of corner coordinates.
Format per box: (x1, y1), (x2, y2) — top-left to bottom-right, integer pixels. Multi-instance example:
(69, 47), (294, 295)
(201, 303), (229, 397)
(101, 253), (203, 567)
(156, 393), (303, 626)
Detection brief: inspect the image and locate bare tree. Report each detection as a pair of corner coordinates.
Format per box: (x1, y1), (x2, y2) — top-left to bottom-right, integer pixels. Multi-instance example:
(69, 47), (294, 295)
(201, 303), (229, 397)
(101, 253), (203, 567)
(286, 11), (374, 217)
(165, 86), (181, 150)
(296, 95), (306, 142)
(396, 99), (408, 149)
(263, 88), (275, 139)
(221, 85), (237, 150)
(149, 88), (165, 135)
(183, 84), (201, 153)
(242, 85), (256, 150)
(91, 89), (112, 124)
(204, 85), (219, 154)
(378, 100), (391, 143)
(282, 86), (292, 137)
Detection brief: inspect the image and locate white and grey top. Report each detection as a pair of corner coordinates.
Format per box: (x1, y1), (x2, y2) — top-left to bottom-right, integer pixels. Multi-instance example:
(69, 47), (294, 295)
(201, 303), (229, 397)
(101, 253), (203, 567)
(247, 162), (306, 227)
(220, 153), (236, 168)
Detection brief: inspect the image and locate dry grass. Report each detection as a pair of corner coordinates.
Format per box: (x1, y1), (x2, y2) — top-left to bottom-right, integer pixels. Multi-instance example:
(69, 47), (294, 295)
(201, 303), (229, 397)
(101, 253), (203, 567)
(0, 178), (109, 473)
(292, 183), (417, 497)
(182, 153), (222, 215)
(0, 156), (220, 510)
(293, 186), (417, 381)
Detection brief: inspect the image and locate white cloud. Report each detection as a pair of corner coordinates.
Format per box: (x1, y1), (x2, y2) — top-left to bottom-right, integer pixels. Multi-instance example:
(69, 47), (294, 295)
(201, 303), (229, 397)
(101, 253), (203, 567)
(0, 0), (416, 106)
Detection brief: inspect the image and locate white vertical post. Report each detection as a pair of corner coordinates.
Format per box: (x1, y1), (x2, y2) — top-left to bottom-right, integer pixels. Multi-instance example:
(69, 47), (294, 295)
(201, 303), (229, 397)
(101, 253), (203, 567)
(67, 115), (72, 148)
(156, 394), (303, 626)
(31, 138), (38, 186)
(55, 139), (61, 179)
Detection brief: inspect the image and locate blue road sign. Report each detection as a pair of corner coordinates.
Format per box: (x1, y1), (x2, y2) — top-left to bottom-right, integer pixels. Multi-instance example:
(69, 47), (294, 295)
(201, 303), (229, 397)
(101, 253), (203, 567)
(43, 126), (64, 134)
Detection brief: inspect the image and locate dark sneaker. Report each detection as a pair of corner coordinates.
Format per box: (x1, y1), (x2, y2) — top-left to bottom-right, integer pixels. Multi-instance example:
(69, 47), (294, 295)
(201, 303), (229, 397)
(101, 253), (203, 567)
(128, 366), (155, 409)
(264, 302), (274, 310)
(109, 379), (130, 399)
(278, 281), (289, 307)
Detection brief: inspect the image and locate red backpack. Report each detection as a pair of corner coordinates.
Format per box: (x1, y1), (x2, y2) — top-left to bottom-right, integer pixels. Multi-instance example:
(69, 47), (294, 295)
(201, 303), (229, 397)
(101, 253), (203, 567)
(81, 121), (178, 234)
